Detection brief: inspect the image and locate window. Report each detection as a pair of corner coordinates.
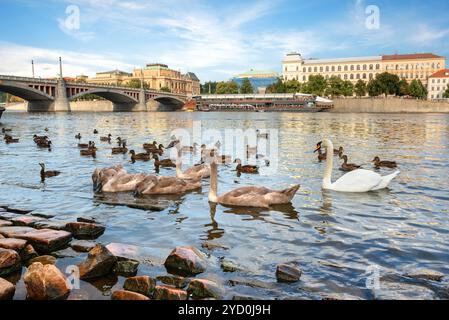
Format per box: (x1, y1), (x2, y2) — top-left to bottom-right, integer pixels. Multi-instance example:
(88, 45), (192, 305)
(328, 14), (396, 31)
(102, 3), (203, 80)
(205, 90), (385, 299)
(344, 74), (348, 80)
(363, 65), (367, 70)
(331, 66), (335, 72)
(308, 67), (312, 72)
(376, 64), (380, 70)
(326, 66), (329, 72)
(350, 74), (354, 80)
(369, 64), (374, 70)
(303, 75), (306, 81)
(363, 73), (367, 79)
(350, 65), (354, 71)
(356, 74), (360, 79)
(296, 66), (299, 71)
(320, 66), (323, 72)
(396, 65), (399, 70)
(338, 66), (342, 71)
(303, 67), (306, 72)
(314, 67), (318, 72)
(369, 73), (373, 79)
(344, 65), (348, 71)
(357, 65), (361, 71)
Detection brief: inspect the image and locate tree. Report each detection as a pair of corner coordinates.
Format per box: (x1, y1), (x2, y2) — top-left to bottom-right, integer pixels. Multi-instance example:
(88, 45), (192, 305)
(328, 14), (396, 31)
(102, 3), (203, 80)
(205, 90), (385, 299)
(397, 79), (410, 96)
(408, 79), (427, 99)
(367, 79), (382, 97)
(201, 81), (218, 94)
(216, 81), (239, 94)
(354, 80), (367, 97)
(126, 79), (149, 90)
(303, 75), (327, 96)
(444, 84), (449, 98)
(160, 86), (171, 93)
(341, 80), (354, 97)
(240, 78), (254, 94)
(325, 76), (344, 97)
(375, 72), (400, 97)
(284, 80), (302, 93)
(266, 79), (286, 93)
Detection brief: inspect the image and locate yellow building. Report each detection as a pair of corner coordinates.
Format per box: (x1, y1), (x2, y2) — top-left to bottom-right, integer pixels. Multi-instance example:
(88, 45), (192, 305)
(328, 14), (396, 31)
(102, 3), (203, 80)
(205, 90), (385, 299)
(428, 69), (449, 100)
(86, 69), (132, 86)
(282, 52), (445, 86)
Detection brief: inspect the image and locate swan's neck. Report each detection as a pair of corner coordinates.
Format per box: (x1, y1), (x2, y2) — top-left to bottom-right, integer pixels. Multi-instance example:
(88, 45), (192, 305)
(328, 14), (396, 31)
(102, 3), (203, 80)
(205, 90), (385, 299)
(209, 162), (218, 202)
(323, 143), (334, 189)
(175, 149), (183, 177)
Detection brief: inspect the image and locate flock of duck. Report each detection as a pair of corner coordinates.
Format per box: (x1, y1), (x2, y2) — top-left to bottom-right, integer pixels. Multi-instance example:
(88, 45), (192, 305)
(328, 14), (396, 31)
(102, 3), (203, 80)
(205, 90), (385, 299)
(1, 126), (400, 208)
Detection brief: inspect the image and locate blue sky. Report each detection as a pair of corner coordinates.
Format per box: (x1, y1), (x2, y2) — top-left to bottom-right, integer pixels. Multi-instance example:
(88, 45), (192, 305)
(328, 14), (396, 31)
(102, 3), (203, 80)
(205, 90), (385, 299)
(0, 0), (448, 82)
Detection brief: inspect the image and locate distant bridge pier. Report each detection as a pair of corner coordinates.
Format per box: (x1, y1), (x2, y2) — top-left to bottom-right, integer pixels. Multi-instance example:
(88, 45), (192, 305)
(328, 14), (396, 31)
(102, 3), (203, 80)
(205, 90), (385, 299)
(50, 80), (70, 112)
(132, 89), (148, 112)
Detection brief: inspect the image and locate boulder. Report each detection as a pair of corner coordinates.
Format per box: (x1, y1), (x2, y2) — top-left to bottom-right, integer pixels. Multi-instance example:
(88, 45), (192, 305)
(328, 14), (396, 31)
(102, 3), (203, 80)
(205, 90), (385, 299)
(187, 279), (225, 299)
(0, 212), (24, 221)
(156, 275), (189, 289)
(164, 246), (206, 276)
(77, 244), (117, 280)
(28, 255), (56, 266)
(404, 269), (445, 282)
(23, 262), (70, 300)
(113, 260), (139, 276)
(105, 243), (142, 261)
(31, 220), (68, 231)
(0, 220), (12, 227)
(0, 238), (28, 251)
(30, 212), (55, 219)
(0, 277), (15, 300)
(65, 222), (105, 240)
(0, 248), (21, 276)
(153, 285), (188, 300)
(123, 276), (155, 297)
(276, 263), (302, 283)
(11, 216), (46, 227)
(111, 290), (150, 300)
(70, 240), (97, 253)
(52, 247), (81, 258)
(0, 227), (72, 253)
(221, 260), (241, 273)
(20, 244), (38, 261)
(201, 242), (229, 251)
(77, 217), (97, 224)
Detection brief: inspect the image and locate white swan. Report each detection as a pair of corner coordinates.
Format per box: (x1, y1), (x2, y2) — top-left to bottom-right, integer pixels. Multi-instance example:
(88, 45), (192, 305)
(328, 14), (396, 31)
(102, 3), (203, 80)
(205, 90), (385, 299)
(320, 139), (399, 192)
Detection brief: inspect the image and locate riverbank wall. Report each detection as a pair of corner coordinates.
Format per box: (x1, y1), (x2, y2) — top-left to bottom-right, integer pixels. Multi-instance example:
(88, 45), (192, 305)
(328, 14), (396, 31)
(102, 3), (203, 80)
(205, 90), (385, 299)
(332, 98), (449, 113)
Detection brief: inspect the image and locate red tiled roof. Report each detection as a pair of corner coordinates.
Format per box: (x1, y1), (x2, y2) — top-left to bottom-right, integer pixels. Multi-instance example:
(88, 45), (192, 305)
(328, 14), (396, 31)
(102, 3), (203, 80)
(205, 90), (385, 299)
(382, 53), (444, 61)
(429, 69), (449, 78)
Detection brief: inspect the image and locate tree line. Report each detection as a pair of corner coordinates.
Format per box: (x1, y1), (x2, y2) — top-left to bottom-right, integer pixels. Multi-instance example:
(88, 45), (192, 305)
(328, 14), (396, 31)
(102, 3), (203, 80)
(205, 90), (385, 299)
(266, 72), (429, 99)
(201, 78), (254, 94)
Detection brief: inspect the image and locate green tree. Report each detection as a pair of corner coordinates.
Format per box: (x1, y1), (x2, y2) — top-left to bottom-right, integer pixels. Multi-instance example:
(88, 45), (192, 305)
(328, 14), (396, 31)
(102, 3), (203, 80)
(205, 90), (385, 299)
(354, 80), (367, 97)
(397, 79), (410, 96)
(375, 72), (400, 97)
(408, 79), (427, 99)
(160, 86), (171, 93)
(325, 76), (344, 97)
(126, 79), (149, 90)
(216, 81), (239, 94)
(284, 80), (302, 93)
(201, 81), (218, 94)
(341, 80), (354, 97)
(367, 79), (382, 97)
(0, 92), (6, 103)
(240, 78), (254, 94)
(443, 84), (449, 98)
(266, 79), (286, 93)
(303, 75), (327, 96)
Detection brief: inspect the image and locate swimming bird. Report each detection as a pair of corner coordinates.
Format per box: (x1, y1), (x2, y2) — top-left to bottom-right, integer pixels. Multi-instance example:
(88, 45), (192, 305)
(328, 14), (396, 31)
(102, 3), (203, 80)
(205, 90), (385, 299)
(315, 141), (343, 156)
(75, 133), (82, 140)
(33, 135), (48, 143)
(36, 139), (52, 150)
(234, 159), (259, 174)
(319, 139), (399, 192)
(112, 141), (128, 154)
(256, 129), (269, 139)
(92, 165), (126, 191)
(134, 175), (201, 196)
(314, 146), (327, 162)
(4, 134), (19, 143)
(208, 160), (300, 208)
(80, 144), (96, 157)
(96, 172), (147, 193)
(175, 148), (210, 180)
(152, 154), (176, 168)
(78, 142), (89, 149)
(129, 150), (151, 163)
(372, 156), (398, 169)
(2, 128), (12, 133)
(39, 163), (61, 181)
(93, 129), (99, 134)
(100, 134), (112, 143)
(340, 155), (361, 172)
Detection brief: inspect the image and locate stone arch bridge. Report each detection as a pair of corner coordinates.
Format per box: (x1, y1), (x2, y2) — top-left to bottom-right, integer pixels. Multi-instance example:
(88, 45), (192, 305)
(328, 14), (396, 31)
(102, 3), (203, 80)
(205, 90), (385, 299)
(0, 75), (187, 112)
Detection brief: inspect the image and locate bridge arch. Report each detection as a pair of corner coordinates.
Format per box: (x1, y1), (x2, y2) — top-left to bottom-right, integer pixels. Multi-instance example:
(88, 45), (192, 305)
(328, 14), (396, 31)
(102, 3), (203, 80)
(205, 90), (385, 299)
(0, 82), (54, 102)
(152, 96), (185, 111)
(69, 89), (138, 104)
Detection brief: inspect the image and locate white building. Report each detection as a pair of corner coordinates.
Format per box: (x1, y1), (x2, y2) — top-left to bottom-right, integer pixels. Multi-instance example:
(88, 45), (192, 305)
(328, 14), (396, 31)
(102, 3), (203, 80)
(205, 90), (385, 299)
(428, 69), (449, 100)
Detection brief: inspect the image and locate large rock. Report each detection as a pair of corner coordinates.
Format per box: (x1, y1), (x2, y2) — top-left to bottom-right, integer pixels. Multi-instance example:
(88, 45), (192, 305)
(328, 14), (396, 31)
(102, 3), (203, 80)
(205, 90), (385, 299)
(0, 212), (23, 221)
(23, 262), (70, 300)
(0, 248), (21, 276)
(113, 260), (139, 276)
(123, 276), (155, 297)
(276, 263), (302, 283)
(0, 227), (72, 253)
(28, 255), (57, 266)
(0, 220), (12, 227)
(65, 222), (105, 240)
(31, 220), (68, 231)
(187, 279), (225, 299)
(164, 246), (206, 276)
(105, 243), (142, 261)
(20, 244), (38, 261)
(156, 275), (189, 289)
(70, 240), (97, 253)
(77, 244), (117, 280)
(153, 285), (188, 300)
(111, 290), (150, 300)
(0, 238), (28, 251)
(0, 277), (15, 300)
(11, 216), (46, 227)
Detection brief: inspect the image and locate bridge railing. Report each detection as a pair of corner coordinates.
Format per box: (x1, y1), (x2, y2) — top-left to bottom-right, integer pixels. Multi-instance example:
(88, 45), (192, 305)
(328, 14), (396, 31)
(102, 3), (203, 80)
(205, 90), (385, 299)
(0, 75), (58, 84)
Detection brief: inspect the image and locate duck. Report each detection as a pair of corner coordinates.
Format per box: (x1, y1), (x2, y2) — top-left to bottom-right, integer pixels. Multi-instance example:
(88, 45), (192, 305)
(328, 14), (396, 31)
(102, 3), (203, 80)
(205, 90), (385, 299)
(36, 139), (52, 150)
(80, 145), (96, 157)
(175, 149), (210, 180)
(93, 129), (99, 134)
(129, 150), (151, 163)
(208, 160), (300, 208)
(234, 159), (259, 174)
(2, 128), (12, 133)
(78, 142), (89, 149)
(201, 144), (217, 158)
(256, 129), (269, 139)
(143, 141), (158, 149)
(134, 175), (201, 196)
(39, 163), (61, 181)
(112, 141), (128, 154)
(152, 154), (176, 168)
(314, 146), (327, 162)
(5, 136), (19, 144)
(33, 135), (48, 143)
(75, 133), (82, 140)
(147, 144), (164, 156)
(319, 139), (400, 192)
(96, 172), (147, 193)
(340, 155), (361, 172)
(100, 134), (112, 142)
(372, 156), (398, 169)
(315, 142), (343, 156)
(44, 127), (49, 132)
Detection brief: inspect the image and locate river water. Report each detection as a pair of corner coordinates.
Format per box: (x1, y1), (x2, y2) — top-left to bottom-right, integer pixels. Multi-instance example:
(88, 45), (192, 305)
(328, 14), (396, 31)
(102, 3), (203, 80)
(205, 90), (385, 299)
(1, 111), (449, 300)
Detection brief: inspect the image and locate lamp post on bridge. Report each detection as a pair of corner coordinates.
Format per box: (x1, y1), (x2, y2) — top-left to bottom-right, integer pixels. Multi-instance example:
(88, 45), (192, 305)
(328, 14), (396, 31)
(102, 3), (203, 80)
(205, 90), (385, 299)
(136, 69), (148, 112)
(52, 57), (71, 112)
(31, 60), (35, 78)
